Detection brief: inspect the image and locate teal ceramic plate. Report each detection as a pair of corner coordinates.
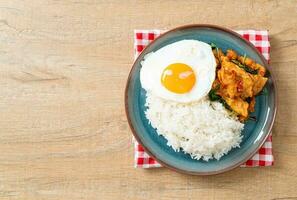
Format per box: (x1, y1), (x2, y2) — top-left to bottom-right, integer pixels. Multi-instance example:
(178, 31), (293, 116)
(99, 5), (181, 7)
(125, 24), (277, 175)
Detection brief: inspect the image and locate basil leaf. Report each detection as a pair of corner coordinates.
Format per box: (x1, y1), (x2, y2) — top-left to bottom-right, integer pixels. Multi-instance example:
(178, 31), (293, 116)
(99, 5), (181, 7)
(231, 59), (258, 75)
(210, 43), (217, 49)
(208, 89), (221, 101)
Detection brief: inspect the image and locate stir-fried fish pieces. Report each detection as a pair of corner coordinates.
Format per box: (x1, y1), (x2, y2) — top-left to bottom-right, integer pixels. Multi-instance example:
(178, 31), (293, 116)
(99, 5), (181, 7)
(224, 97), (249, 118)
(218, 57), (254, 99)
(210, 47), (268, 121)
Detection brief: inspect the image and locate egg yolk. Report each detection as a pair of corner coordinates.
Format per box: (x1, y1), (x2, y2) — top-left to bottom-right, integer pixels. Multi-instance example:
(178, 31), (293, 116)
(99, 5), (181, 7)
(161, 63), (196, 94)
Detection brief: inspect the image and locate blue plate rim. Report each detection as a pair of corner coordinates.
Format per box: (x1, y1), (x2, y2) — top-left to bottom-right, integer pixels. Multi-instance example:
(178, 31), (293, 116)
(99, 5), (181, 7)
(125, 24), (278, 175)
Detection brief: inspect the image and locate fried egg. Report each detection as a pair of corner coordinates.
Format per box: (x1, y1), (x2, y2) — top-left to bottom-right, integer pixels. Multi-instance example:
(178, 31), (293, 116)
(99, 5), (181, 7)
(140, 40), (216, 103)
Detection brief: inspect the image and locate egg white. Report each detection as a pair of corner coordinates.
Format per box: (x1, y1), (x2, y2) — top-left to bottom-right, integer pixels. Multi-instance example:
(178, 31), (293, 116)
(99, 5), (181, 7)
(140, 40), (216, 103)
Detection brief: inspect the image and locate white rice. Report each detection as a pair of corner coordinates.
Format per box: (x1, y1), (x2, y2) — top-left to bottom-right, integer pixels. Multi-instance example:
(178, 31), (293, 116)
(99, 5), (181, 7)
(145, 93), (244, 161)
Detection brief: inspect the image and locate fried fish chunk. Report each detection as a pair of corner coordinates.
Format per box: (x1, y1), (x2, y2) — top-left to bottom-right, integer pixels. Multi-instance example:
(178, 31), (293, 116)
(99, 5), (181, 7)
(255, 63), (266, 77)
(248, 97), (256, 113)
(218, 57), (254, 99)
(226, 49), (238, 60)
(251, 74), (268, 95)
(223, 97), (249, 118)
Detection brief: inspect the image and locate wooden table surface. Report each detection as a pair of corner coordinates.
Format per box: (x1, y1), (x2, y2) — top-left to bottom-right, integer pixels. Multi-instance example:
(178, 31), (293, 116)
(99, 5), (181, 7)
(0, 1), (296, 199)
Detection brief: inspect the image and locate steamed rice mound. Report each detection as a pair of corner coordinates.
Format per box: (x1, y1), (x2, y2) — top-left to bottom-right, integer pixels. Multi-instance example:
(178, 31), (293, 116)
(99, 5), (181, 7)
(145, 92), (244, 161)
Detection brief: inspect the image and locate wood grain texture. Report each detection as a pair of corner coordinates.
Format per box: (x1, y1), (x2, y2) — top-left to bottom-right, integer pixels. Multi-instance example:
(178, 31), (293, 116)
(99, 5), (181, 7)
(0, 0), (296, 199)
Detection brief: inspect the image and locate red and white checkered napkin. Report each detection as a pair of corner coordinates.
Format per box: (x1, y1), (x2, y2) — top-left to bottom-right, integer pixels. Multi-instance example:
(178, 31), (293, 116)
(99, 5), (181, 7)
(134, 29), (273, 168)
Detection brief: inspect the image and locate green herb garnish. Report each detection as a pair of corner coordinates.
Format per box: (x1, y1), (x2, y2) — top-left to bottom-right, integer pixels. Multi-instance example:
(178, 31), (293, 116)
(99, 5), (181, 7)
(208, 85), (231, 110)
(231, 59), (258, 75)
(210, 43), (217, 49)
(248, 116), (257, 121)
(210, 43), (221, 65)
(208, 85), (221, 101)
(243, 53), (247, 64)
(220, 99), (231, 110)
(246, 97), (252, 103)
